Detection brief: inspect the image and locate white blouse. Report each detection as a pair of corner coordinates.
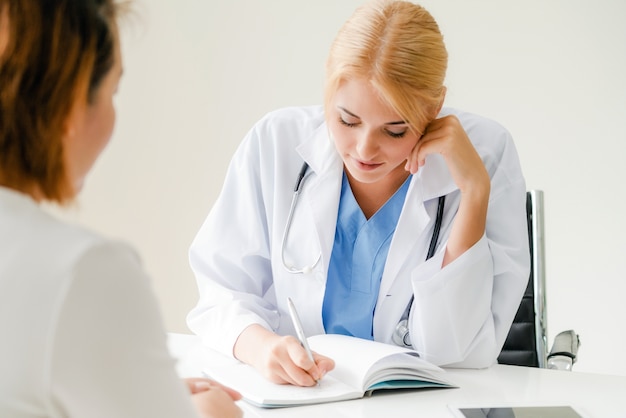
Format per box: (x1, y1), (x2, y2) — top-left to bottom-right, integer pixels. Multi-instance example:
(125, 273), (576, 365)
(0, 187), (199, 418)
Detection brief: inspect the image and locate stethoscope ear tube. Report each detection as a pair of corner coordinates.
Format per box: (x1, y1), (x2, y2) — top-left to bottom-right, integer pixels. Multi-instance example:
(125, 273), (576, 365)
(281, 162), (321, 274)
(294, 162), (309, 192)
(427, 195), (446, 259)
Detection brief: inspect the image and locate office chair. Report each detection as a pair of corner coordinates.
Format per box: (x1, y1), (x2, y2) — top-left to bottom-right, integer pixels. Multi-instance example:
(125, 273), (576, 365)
(497, 190), (580, 370)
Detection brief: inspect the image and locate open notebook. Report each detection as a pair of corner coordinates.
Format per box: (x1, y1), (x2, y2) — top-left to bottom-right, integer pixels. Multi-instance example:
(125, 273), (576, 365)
(205, 334), (455, 408)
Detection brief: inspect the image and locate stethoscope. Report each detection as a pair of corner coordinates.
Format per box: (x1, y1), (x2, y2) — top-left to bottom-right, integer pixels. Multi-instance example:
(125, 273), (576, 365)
(280, 163), (322, 274)
(392, 191), (445, 348)
(281, 161), (445, 347)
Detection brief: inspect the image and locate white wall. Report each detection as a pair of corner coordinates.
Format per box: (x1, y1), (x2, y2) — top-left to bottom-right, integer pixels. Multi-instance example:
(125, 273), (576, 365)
(65, 0), (626, 376)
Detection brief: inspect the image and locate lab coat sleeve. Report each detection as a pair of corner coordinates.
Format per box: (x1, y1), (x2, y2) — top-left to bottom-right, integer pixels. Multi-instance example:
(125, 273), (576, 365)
(187, 122), (281, 358)
(408, 125), (529, 368)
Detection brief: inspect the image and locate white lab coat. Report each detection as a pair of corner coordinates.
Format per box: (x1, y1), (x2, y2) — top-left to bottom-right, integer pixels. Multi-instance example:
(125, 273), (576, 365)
(188, 105), (529, 368)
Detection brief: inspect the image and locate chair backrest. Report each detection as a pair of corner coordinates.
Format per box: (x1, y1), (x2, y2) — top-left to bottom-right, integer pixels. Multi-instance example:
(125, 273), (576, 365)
(497, 190), (548, 367)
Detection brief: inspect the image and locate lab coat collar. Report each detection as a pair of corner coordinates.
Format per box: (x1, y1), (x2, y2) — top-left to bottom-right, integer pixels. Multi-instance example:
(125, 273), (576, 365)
(295, 120), (340, 175)
(415, 154), (458, 200)
(294, 123), (343, 271)
(378, 157), (458, 343)
(377, 157), (457, 308)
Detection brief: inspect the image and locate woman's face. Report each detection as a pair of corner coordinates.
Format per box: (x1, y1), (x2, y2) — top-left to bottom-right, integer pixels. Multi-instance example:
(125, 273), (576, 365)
(327, 78), (422, 189)
(63, 36), (123, 195)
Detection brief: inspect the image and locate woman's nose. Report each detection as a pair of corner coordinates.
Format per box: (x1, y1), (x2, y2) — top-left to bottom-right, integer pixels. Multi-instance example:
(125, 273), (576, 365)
(355, 130), (378, 159)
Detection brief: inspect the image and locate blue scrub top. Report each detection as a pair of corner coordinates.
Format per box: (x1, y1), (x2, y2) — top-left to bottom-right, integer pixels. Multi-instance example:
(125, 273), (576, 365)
(322, 172), (411, 339)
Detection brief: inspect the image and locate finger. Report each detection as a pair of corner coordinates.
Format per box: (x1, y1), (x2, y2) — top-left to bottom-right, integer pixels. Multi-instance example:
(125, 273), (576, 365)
(410, 136), (435, 173)
(268, 353), (316, 386)
(184, 377), (241, 400)
(184, 377), (212, 394)
(407, 117), (445, 174)
(405, 153), (418, 174)
(282, 342), (320, 386)
(405, 137), (424, 174)
(413, 135), (437, 166)
(259, 337), (314, 386)
(411, 123), (453, 170)
(313, 352), (335, 378)
(283, 362), (318, 386)
(192, 388), (244, 418)
(210, 381), (243, 400)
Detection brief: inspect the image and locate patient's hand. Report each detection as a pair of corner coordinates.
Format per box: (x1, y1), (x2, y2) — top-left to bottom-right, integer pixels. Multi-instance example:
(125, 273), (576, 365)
(185, 377), (243, 418)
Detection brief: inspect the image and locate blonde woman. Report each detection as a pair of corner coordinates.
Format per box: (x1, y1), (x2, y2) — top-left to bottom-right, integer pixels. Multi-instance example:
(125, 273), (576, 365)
(0, 1), (241, 416)
(188, 0), (530, 387)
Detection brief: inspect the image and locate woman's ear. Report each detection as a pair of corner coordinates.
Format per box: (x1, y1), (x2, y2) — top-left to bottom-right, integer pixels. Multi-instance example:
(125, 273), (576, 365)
(61, 115), (76, 148)
(435, 86), (447, 115)
(62, 99), (87, 143)
(65, 125), (76, 140)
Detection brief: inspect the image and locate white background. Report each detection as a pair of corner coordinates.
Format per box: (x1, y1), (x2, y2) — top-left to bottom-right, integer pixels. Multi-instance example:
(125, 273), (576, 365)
(62, 0), (626, 376)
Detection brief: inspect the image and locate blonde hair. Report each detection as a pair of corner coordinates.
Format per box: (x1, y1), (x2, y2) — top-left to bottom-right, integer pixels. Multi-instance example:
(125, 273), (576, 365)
(325, 0), (448, 134)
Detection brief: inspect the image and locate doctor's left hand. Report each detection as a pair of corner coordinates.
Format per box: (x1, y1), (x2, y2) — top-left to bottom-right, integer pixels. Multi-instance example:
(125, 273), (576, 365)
(405, 114), (491, 266)
(234, 324), (335, 386)
(404, 114), (489, 195)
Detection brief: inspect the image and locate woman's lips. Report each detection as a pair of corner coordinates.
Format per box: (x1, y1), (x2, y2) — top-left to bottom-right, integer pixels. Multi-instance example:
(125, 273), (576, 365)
(353, 157), (383, 171)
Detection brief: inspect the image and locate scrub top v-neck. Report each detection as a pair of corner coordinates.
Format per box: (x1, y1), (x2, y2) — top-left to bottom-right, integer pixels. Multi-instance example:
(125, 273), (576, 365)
(322, 172), (411, 339)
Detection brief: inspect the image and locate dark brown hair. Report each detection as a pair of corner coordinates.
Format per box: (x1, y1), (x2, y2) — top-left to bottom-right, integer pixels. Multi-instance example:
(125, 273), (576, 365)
(0, 0), (120, 203)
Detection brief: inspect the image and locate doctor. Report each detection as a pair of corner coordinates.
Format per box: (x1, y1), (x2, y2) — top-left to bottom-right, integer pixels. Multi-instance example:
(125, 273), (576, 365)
(188, 0), (529, 387)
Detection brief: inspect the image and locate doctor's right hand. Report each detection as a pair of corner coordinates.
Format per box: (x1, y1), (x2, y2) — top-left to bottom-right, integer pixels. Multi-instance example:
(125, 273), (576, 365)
(234, 324), (335, 386)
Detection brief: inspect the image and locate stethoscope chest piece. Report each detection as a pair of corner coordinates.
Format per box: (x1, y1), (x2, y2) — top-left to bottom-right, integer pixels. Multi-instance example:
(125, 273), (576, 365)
(392, 319), (412, 347)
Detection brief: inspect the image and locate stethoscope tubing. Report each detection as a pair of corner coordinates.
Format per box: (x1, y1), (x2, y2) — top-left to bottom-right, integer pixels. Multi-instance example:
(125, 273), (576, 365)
(280, 163), (321, 274)
(394, 194), (445, 347)
(281, 161), (446, 348)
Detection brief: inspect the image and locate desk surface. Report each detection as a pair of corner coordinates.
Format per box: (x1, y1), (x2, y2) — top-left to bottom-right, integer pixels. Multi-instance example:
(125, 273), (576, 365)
(168, 333), (625, 418)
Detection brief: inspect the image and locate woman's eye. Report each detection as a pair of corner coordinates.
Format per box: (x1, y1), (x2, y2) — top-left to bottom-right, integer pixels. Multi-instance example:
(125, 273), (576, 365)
(339, 117), (358, 127)
(386, 130), (407, 138)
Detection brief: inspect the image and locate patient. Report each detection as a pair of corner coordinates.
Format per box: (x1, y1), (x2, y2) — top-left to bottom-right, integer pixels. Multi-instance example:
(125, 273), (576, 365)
(0, 1), (241, 417)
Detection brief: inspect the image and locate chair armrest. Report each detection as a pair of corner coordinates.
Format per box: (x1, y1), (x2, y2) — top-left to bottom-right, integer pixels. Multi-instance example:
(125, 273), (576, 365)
(547, 330), (580, 371)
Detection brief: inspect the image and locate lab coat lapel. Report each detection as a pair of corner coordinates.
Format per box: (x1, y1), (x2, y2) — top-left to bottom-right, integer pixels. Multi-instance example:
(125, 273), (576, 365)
(375, 154), (458, 341)
(378, 179), (430, 301)
(296, 125), (343, 277)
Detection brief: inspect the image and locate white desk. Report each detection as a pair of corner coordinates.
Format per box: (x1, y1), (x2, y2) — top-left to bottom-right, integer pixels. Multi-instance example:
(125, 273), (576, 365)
(168, 333), (625, 418)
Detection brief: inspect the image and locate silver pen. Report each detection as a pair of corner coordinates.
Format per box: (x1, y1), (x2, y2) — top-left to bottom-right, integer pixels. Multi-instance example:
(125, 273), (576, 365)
(287, 297), (320, 385)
